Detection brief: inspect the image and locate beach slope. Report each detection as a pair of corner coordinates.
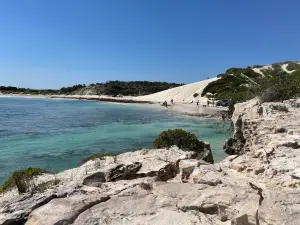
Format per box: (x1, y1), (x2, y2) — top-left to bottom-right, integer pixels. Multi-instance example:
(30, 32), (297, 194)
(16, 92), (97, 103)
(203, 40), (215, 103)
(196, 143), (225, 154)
(134, 77), (218, 103)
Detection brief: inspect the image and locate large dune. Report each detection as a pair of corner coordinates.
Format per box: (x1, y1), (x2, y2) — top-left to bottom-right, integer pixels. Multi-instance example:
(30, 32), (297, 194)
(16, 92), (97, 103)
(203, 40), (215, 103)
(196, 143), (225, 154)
(135, 77), (218, 103)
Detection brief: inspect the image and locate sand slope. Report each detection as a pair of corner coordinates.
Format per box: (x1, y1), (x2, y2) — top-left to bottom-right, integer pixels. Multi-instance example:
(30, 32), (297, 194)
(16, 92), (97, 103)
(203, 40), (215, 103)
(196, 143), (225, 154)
(135, 77), (218, 103)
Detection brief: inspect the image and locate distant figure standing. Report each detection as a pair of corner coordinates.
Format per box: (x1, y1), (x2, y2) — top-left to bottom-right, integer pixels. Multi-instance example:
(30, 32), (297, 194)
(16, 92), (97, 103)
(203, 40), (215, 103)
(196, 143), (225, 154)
(163, 101), (168, 108)
(207, 100), (210, 107)
(171, 99), (174, 104)
(197, 100), (199, 106)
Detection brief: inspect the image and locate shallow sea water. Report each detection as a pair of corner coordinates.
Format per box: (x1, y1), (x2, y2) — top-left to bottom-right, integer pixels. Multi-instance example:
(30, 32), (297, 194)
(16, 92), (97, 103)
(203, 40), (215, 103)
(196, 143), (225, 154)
(0, 97), (231, 183)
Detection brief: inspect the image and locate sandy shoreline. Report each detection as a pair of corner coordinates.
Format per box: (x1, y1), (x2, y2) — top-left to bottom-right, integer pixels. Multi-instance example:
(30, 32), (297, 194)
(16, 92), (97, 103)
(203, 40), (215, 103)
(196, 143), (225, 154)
(0, 77), (227, 117)
(0, 93), (227, 118)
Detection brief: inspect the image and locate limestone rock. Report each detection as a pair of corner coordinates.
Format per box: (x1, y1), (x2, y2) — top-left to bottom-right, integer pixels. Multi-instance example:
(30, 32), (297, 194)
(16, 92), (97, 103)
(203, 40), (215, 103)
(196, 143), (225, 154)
(2, 99), (300, 224)
(25, 194), (109, 225)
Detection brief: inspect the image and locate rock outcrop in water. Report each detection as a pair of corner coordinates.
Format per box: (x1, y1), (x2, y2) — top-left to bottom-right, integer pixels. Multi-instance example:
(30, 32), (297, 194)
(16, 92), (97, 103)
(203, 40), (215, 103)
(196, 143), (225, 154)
(2, 99), (300, 224)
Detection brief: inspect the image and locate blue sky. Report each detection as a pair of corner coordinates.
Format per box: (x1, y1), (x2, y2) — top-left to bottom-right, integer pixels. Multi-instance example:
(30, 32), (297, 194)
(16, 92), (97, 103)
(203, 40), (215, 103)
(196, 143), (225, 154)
(0, 0), (300, 89)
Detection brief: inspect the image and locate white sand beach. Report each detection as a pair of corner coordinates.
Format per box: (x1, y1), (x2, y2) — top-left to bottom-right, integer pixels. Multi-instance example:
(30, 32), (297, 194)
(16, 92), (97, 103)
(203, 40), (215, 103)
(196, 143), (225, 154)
(156, 103), (226, 117)
(0, 77), (227, 116)
(134, 77), (218, 103)
(52, 77), (226, 116)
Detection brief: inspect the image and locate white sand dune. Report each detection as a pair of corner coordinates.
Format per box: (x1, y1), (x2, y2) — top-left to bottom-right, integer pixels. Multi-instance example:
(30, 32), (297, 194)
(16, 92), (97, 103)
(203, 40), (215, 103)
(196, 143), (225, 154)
(252, 68), (265, 77)
(134, 77), (218, 104)
(281, 63), (295, 74)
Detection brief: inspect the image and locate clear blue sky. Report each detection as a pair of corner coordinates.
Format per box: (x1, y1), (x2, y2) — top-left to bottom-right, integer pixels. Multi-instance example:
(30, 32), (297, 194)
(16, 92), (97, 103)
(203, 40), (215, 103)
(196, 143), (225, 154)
(0, 0), (300, 89)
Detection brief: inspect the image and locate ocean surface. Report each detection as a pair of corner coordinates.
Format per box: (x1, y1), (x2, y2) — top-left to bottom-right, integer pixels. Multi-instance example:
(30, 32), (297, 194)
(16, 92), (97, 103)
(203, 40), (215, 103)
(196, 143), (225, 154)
(0, 97), (231, 183)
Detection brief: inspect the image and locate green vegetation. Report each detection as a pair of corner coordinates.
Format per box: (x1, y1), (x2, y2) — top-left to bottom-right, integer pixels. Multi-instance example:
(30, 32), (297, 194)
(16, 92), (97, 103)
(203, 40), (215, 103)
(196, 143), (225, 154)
(202, 74), (252, 102)
(202, 66), (262, 102)
(0, 86), (57, 95)
(153, 129), (207, 153)
(0, 168), (46, 193)
(252, 65), (263, 68)
(193, 93), (199, 98)
(92, 81), (183, 96)
(59, 84), (86, 94)
(80, 152), (119, 165)
(258, 70), (300, 102)
(202, 61), (300, 105)
(1, 81), (183, 96)
(286, 62), (300, 71)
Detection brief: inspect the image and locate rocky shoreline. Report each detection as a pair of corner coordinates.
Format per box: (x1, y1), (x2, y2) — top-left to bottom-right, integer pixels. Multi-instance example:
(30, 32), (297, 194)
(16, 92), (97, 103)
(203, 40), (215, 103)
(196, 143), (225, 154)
(2, 99), (300, 224)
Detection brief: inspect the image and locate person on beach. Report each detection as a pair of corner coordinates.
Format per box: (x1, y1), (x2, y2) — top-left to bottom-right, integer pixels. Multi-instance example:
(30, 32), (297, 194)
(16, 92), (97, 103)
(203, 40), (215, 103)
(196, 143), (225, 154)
(207, 100), (210, 107)
(197, 100), (199, 106)
(162, 101), (168, 108)
(171, 99), (174, 104)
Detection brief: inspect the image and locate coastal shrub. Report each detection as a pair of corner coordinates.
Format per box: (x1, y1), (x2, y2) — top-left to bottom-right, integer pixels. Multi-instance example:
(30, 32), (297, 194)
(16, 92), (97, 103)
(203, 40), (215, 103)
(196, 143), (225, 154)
(193, 93), (199, 98)
(258, 71), (300, 102)
(242, 68), (262, 79)
(80, 152), (119, 165)
(225, 67), (244, 75)
(0, 168), (46, 194)
(252, 65), (263, 68)
(202, 74), (248, 97)
(0, 81), (184, 96)
(153, 129), (206, 153)
(203, 63), (300, 111)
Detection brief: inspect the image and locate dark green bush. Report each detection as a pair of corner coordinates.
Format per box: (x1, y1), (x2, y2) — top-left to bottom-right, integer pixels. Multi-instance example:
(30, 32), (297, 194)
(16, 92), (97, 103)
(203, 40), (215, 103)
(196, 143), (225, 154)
(202, 62), (300, 108)
(153, 129), (205, 152)
(202, 74), (247, 96)
(286, 62), (300, 71)
(0, 81), (184, 96)
(258, 70), (300, 102)
(153, 129), (213, 163)
(243, 68), (261, 79)
(225, 67), (244, 75)
(0, 168), (46, 193)
(252, 65), (263, 68)
(193, 93), (199, 98)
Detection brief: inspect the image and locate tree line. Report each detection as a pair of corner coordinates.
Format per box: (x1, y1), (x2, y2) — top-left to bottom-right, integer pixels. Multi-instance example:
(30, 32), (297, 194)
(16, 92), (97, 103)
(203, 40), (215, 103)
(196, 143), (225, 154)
(0, 80), (183, 96)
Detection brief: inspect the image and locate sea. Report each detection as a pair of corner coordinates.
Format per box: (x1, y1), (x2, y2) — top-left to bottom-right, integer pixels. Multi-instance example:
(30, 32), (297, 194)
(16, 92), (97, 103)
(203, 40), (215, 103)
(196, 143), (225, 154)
(0, 97), (231, 183)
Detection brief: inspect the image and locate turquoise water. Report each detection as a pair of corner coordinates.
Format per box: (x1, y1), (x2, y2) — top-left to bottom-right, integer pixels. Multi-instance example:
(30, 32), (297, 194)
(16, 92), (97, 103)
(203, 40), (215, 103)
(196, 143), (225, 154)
(0, 97), (230, 183)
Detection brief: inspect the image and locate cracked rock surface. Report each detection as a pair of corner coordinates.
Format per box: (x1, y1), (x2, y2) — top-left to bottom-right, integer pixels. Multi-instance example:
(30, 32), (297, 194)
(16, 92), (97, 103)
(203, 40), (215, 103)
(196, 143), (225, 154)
(2, 99), (300, 224)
